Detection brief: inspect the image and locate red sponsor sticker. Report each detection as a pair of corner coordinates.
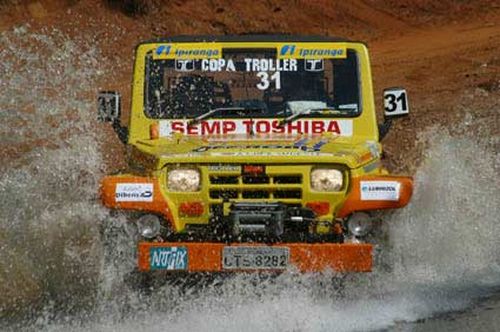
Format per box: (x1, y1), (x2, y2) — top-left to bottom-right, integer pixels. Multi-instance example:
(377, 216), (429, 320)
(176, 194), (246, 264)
(160, 119), (353, 137)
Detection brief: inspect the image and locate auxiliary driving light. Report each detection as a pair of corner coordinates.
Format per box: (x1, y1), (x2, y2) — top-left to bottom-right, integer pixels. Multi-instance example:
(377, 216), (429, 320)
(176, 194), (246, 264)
(136, 214), (161, 239)
(347, 212), (373, 237)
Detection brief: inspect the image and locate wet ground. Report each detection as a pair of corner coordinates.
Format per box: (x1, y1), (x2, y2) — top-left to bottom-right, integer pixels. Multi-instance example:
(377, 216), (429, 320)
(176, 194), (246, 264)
(402, 291), (500, 332)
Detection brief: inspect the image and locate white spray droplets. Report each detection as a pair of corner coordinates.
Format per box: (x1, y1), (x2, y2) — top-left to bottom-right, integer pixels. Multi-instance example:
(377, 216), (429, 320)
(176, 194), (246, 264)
(0, 26), (109, 321)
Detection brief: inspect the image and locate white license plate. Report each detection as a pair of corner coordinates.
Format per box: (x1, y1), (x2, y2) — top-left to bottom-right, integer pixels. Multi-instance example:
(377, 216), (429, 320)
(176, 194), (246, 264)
(222, 246), (289, 270)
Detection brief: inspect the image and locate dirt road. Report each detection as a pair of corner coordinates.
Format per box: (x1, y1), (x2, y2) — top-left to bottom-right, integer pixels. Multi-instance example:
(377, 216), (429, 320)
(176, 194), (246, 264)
(1, 0), (498, 171)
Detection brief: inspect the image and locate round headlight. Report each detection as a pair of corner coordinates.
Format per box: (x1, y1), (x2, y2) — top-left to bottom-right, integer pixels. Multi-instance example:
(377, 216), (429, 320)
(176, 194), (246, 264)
(347, 212), (372, 237)
(167, 168), (200, 192)
(310, 168), (343, 191)
(136, 214), (161, 239)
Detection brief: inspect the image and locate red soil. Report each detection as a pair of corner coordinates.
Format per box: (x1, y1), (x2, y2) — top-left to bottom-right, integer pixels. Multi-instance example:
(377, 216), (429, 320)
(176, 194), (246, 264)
(1, 0), (499, 172)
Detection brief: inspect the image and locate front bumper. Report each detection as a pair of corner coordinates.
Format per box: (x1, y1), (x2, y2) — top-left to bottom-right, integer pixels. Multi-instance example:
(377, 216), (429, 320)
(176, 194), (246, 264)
(138, 242), (372, 273)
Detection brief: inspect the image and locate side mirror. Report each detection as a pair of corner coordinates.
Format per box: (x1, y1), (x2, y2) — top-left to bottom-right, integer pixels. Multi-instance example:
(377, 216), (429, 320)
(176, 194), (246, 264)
(98, 91), (121, 122)
(97, 91), (128, 144)
(379, 87), (410, 140)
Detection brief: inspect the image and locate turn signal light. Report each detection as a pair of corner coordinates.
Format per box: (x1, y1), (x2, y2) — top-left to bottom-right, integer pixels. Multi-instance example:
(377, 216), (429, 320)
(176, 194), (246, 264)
(242, 165), (265, 174)
(332, 222), (343, 235)
(306, 201), (330, 216)
(150, 123), (159, 140)
(179, 202), (204, 217)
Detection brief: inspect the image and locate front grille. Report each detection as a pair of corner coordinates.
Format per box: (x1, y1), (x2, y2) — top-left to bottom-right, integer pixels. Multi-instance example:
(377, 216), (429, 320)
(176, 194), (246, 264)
(208, 168), (303, 202)
(273, 175), (301, 184)
(210, 176), (239, 184)
(274, 190), (302, 199)
(242, 190), (270, 199)
(210, 189), (238, 199)
(242, 175), (270, 184)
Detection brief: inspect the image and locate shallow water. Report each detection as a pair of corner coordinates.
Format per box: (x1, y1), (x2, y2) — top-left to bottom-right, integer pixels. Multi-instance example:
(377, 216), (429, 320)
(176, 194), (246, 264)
(1, 28), (499, 332)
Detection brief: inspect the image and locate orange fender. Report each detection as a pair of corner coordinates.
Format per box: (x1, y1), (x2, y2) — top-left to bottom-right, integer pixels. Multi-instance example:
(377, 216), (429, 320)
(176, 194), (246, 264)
(336, 176), (413, 218)
(100, 175), (176, 230)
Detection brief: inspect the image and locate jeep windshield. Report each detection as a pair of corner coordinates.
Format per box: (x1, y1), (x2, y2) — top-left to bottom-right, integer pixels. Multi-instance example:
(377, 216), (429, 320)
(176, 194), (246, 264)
(145, 48), (360, 119)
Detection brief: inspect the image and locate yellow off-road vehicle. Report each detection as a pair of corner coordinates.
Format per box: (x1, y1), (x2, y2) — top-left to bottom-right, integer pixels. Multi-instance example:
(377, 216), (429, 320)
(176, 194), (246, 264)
(98, 35), (412, 274)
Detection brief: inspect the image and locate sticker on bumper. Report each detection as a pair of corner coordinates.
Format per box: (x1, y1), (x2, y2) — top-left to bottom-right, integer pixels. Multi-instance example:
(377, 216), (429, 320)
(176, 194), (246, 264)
(115, 183), (153, 202)
(150, 247), (188, 270)
(360, 181), (401, 201)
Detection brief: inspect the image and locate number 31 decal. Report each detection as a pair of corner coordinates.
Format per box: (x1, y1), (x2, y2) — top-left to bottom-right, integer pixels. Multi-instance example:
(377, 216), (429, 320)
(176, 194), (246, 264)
(384, 88), (409, 117)
(256, 71), (281, 90)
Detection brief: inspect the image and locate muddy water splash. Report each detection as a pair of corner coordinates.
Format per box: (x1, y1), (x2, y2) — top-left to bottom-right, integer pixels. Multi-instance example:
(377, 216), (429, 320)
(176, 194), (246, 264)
(80, 127), (497, 332)
(14, 124), (497, 332)
(1, 27), (500, 331)
(389, 126), (500, 287)
(0, 26), (107, 319)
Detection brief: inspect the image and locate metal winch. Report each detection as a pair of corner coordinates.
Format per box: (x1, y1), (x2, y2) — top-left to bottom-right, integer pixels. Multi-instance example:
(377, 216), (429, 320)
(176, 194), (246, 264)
(227, 202), (317, 241)
(229, 202), (287, 238)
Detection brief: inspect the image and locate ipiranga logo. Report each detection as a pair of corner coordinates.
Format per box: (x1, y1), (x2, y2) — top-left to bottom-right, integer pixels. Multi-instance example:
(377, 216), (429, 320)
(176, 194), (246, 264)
(278, 44), (346, 59)
(154, 43), (222, 59)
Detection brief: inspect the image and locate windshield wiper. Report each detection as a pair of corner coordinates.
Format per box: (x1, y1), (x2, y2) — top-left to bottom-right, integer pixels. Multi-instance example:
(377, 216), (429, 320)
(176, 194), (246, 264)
(188, 107), (245, 126)
(188, 106), (263, 126)
(278, 107), (356, 127)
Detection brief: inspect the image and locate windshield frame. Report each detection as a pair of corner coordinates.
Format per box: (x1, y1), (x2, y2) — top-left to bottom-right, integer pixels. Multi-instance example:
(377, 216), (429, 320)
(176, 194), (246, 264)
(142, 45), (363, 120)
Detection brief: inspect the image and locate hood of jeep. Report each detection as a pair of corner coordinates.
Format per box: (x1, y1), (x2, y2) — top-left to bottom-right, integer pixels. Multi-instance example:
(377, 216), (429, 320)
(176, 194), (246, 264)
(133, 134), (381, 169)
